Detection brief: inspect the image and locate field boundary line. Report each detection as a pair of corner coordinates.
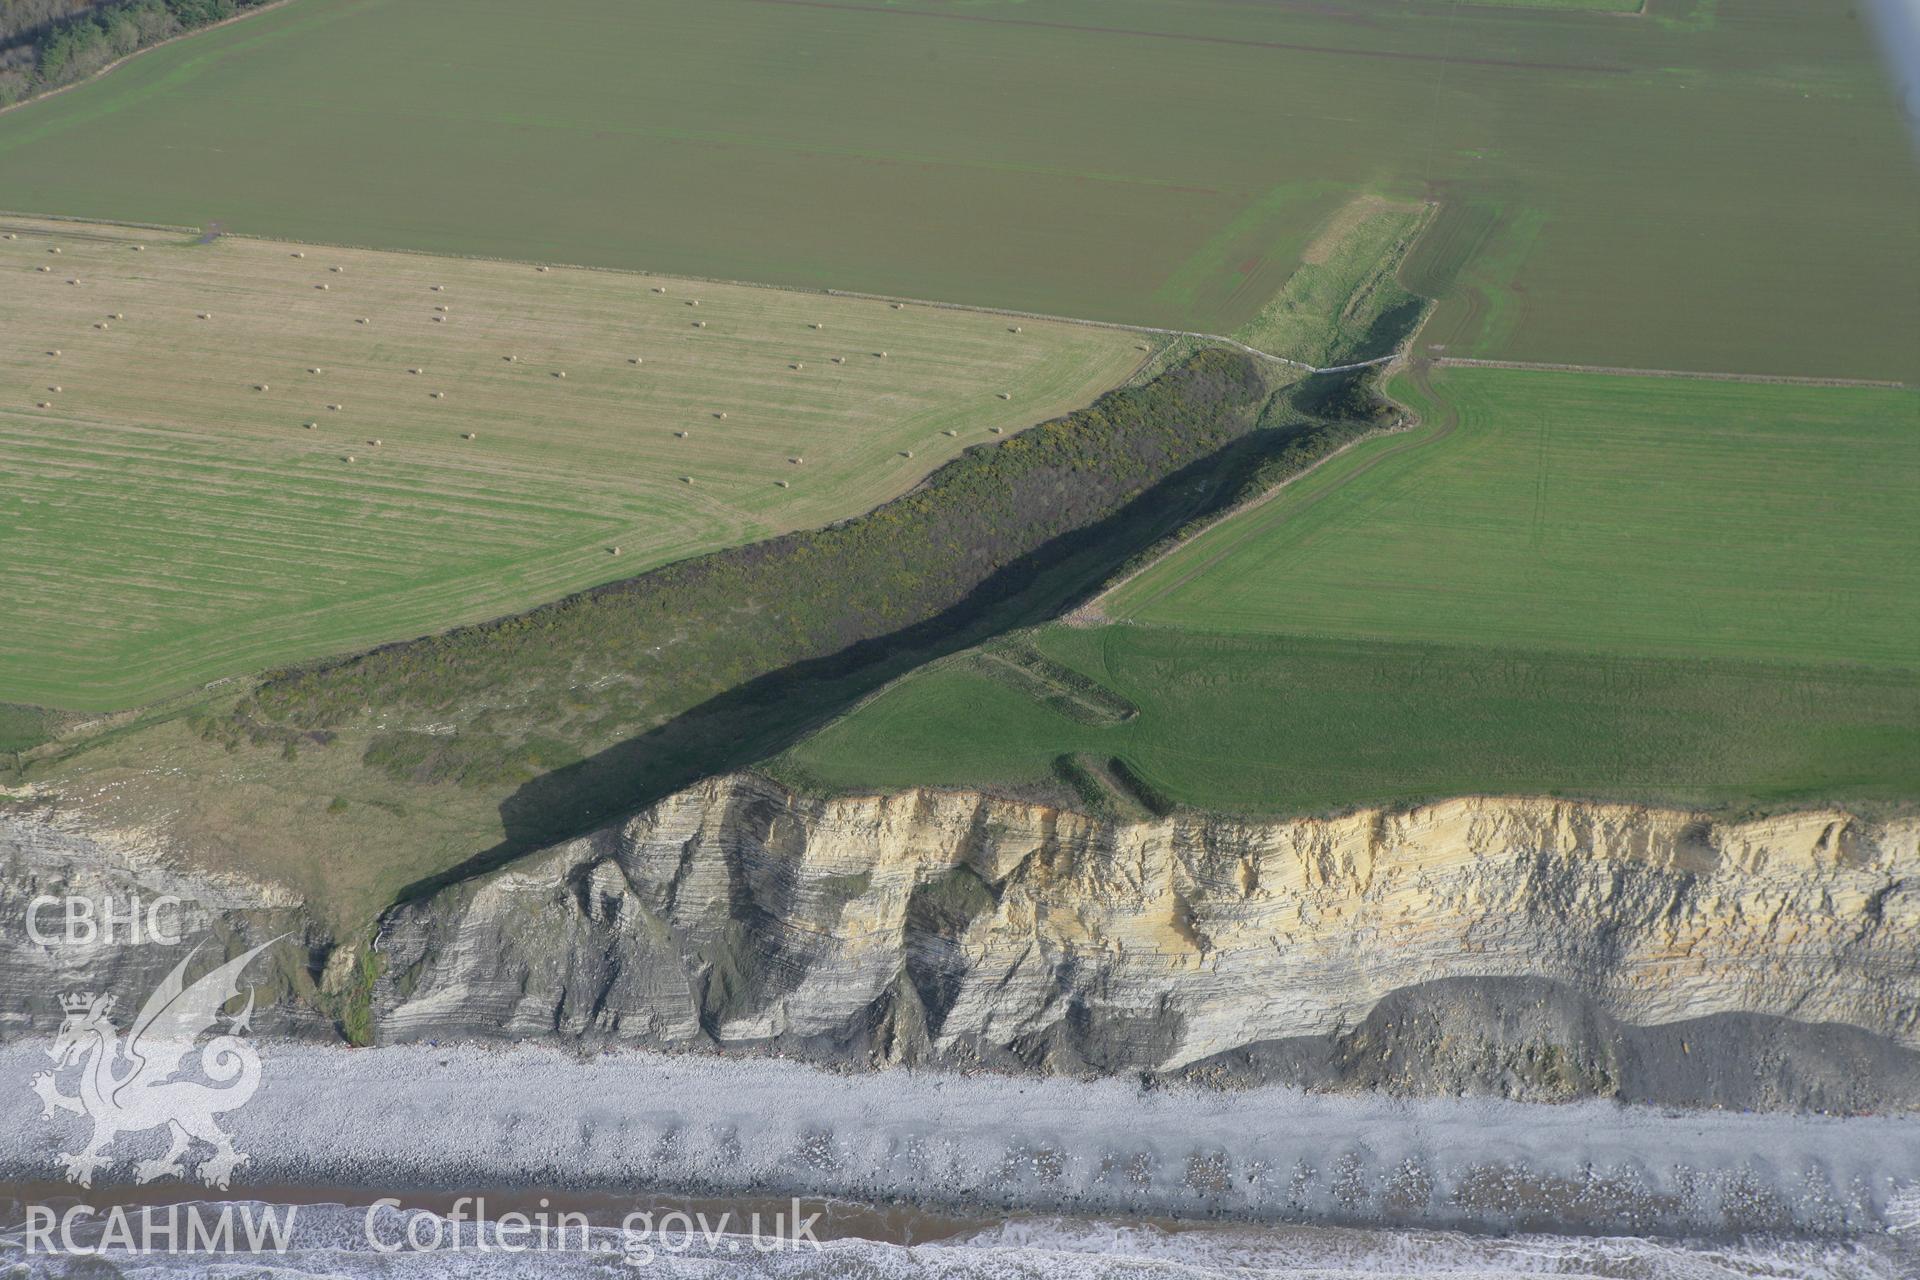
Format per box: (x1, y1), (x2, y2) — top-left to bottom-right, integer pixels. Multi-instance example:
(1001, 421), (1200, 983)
(0, 210), (198, 234)
(10, 215), (1897, 389)
(16, 215), (1888, 387)
(818, 287), (1404, 377)
(17, 213), (1373, 378)
(1431, 356), (1907, 390)
(0, 0), (296, 119)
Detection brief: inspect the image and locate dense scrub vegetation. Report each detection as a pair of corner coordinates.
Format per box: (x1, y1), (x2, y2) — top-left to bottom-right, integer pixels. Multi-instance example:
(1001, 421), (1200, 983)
(203, 350), (1277, 872)
(244, 350), (1269, 733)
(0, 0), (259, 106)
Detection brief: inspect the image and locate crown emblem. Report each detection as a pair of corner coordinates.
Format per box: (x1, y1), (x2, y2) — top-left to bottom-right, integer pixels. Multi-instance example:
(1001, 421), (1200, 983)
(59, 992), (104, 1014)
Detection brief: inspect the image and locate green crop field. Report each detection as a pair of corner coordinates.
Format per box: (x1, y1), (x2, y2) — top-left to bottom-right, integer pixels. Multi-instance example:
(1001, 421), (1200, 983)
(777, 626), (1920, 817)
(1109, 368), (1920, 667)
(0, 0), (1912, 379)
(0, 217), (1144, 711)
(778, 366), (1920, 816)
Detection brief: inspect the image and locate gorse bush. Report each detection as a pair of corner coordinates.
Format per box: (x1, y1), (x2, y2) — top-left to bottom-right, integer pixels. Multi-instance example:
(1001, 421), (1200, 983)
(228, 350), (1273, 807)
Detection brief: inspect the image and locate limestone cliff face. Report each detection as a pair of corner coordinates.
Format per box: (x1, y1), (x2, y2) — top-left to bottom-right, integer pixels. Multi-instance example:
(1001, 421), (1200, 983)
(373, 775), (1920, 1106)
(0, 808), (330, 1039)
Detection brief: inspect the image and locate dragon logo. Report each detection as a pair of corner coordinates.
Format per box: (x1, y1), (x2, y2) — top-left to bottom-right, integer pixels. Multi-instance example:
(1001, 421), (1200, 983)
(31, 939), (279, 1189)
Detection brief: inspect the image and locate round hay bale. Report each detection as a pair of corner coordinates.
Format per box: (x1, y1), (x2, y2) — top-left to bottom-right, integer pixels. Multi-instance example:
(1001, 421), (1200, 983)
(831, 356), (845, 364)
(653, 286), (667, 294)
(629, 356), (643, 365)
(942, 429), (957, 437)
(687, 299), (699, 307)
(198, 312), (211, 320)
(674, 431), (688, 439)
(308, 367), (323, 374)
(435, 305), (448, 313)
(462, 432), (475, 440)
(715, 411), (728, 419)
(49, 349), (61, 357)
(890, 302), (902, 309)
(809, 323), (822, 330)
(608, 546), (620, 555)
(48, 247), (61, 255)
(789, 456), (804, 465)
(255, 383), (269, 392)
(304, 421), (317, 429)
(37, 401), (51, 409)
(693, 320), (706, 328)
(37, 266), (50, 272)
(431, 391), (445, 399)
(875, 351), (887, 358)
(328, 403), (342, 411)
(680, 475), (693, 484)
(776, 480), (790, 489)
(49, 385), (61, 393)
(316, 283), (329, 290)
(132, 245), (144, 252)
(433, 314), (446, 322)
(791, 362), (803, 370)
(902, 450), (914, 459)
(345, 455), (356, 463)
(431, 285), (445, 292)
(368, 438), (382, 446)
(554, 370), (567, 379)
(536, 266), (550, 273)
(989, 426), (1004, 434)
(110, 312), (123, 320)
(997, 392), (1011, 400)
(292, 252), (304, 259)
(95, 322), (108, 330)
(67, 278), (79, 285)
(357, 317), (370, 325)
(330, 266), (344, 273)
(1009, 326), (1021, 333)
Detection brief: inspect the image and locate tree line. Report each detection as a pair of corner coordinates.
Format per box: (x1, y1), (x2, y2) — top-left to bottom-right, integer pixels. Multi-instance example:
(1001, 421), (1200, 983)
(1, 0), (263, 107)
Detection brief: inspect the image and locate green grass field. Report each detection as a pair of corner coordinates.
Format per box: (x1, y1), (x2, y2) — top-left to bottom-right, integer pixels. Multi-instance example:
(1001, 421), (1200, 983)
(777, 626), (1919, 816)
(778, 367), (1920, 816)
(1110, 369), (1920, 667)
(0, 0), (1911, 378)
(0, 217), (1144, 710)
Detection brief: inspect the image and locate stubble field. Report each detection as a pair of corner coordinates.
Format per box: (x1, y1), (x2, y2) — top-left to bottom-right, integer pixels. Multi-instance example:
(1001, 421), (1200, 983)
(0, 217), (1145, 709)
